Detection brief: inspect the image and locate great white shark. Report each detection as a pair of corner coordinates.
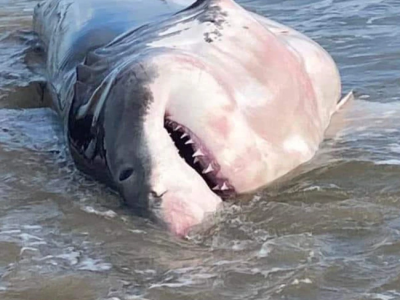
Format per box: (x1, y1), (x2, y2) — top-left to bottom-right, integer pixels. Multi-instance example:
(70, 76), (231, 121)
(33, 0), (351, 236)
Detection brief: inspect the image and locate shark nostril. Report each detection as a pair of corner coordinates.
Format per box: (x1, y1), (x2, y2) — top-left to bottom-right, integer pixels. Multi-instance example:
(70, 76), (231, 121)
(119, 167), (134, 182)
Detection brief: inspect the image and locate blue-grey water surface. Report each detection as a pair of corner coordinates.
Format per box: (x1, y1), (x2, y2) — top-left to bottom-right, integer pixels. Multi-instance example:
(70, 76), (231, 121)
(0, 0), (400, 299)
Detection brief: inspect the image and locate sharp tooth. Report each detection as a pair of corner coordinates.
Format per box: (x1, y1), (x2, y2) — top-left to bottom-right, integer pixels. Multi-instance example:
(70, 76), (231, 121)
(192, 149), (204, 157)
(221, 182), (229, 191)
(212, 185), (220, 190)
(174, 125), (182, 131)
(181, 133), (188, 139)
(202, 164), (214, 174)
(193, 157), (200, 164)
(185, 139), (194, 145)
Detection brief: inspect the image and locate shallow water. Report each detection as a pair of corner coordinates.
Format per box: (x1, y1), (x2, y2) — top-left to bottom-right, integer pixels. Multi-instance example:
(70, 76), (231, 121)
(1, 0), (400, 299)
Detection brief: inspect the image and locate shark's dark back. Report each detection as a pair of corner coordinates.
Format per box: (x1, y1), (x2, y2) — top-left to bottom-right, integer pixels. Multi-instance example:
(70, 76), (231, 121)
(33, 0), (190, 113)
(33, 0), (188, 75)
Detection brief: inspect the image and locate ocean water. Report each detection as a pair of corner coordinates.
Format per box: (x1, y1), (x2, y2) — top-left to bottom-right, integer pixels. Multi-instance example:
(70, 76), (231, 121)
(0, 0), (400, 299)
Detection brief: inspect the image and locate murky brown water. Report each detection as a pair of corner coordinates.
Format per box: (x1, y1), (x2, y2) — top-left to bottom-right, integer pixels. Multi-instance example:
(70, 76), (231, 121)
(1, 0), (400, 299)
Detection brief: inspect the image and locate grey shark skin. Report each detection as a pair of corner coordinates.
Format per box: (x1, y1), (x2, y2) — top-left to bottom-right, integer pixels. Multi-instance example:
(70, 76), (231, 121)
(33, 0), (345, 237)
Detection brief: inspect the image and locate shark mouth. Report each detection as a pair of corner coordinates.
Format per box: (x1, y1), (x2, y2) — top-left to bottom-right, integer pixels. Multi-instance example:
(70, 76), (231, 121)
(164, 118), (236, 199)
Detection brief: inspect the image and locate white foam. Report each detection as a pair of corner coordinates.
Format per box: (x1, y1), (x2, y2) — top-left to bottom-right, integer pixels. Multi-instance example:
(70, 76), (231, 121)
(257, 241), (273, 258)
(303, 185), (322, 192)
(28, 241), (47, 246)
(19, 233), (44, 242)
(78, 258), (112, 272)
(128, 229), (147, 235)
(125, 296), (151, 300)
(0, 230), (21, 235)
(56, 250), (81, 265)
(22, 225), (42, 230)
(375, 160), (400, 165)
(149, 280), (194, 289)
(384, 129), (398, 133)
(364, 293), (395, 300)
(81, 206), (117, 218)
(20, 247), (39, 255)
(389, 144), (400, 153)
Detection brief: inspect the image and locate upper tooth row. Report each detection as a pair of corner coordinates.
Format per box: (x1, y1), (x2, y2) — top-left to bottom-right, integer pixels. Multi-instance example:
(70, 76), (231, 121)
(212, 182), (230, 191)
(167, 121), (230, 191)
(202, 164), (214, 174)
(193, 149), (204, 157)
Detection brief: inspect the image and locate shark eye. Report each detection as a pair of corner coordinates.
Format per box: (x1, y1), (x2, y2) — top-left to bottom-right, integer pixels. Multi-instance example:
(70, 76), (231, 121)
(119, 167), (134, 182)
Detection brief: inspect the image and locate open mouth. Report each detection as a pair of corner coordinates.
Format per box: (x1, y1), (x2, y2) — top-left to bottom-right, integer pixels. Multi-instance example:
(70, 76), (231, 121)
(164, 118), (235, 199)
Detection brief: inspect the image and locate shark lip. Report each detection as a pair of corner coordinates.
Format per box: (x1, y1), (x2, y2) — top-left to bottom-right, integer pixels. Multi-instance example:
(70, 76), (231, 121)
(164, 118), (236, 199)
